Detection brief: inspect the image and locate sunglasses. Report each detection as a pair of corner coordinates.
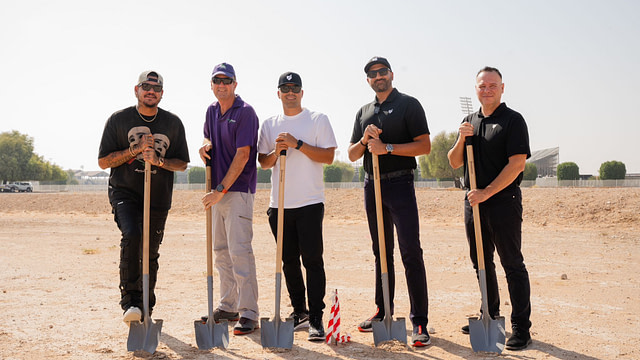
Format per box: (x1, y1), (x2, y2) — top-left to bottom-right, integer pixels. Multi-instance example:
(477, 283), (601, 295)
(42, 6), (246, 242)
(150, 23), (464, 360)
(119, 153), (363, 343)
(212, 77), (234, 85)
(279, 85), (302, 94)
(366, 68), (391, 79)
(139, 83), (163, 92)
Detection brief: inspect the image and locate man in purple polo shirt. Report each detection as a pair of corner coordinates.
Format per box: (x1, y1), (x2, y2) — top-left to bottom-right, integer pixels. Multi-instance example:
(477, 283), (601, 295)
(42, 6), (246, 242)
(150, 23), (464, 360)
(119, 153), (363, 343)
(200, 62), (260, 335)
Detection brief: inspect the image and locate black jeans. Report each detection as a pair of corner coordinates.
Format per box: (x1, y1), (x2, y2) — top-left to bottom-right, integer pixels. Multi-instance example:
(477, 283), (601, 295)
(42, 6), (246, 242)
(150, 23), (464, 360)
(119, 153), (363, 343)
(267, 203), (326, 319)
(364, 174), (429, 326)
(464, 187), (531, 332)
(112, 199), (168, 313)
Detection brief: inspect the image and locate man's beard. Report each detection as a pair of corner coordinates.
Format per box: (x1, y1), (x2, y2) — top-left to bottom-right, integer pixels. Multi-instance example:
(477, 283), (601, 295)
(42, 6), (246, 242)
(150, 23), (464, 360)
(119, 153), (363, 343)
(371, 78), (390, 93)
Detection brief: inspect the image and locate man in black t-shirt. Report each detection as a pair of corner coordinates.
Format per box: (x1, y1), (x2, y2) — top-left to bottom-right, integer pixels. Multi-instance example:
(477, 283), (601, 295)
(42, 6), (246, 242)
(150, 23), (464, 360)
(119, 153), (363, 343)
(98, 71), (190, 324)
(447, 66), (532, 350)
(348, 56), (432, 347)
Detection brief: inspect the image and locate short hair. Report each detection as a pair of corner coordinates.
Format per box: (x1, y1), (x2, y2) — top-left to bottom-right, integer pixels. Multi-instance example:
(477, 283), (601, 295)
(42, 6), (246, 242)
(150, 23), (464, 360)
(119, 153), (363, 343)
(476, 66), (502, 79)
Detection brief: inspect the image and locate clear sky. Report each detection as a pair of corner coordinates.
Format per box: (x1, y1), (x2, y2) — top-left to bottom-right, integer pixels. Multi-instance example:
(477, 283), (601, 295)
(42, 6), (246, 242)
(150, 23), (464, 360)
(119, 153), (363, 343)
(1, 0), (639, 175)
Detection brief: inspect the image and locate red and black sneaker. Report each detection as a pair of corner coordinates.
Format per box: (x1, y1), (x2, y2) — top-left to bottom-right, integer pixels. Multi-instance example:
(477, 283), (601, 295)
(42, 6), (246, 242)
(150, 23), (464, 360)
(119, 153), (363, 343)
(411, 324), (431, 347)
(357, 308), (384, 332)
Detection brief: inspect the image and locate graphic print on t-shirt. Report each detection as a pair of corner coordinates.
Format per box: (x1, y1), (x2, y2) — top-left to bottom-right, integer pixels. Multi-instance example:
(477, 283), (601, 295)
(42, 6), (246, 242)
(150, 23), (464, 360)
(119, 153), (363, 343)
(126, 125), (171, 163)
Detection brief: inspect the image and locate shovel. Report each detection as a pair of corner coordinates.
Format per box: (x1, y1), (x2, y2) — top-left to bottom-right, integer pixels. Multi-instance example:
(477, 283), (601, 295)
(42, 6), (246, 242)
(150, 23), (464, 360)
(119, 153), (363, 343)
(465, 137), (506, 353)
(370, 153), (407, 346)
(128, 161), (163, 353)
(260, 149), (295, 349)
(194, 155), (229, 349)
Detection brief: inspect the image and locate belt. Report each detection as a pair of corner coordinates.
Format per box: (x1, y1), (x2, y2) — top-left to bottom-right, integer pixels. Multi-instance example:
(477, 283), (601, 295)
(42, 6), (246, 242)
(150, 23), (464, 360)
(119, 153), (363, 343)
(365, 169), (414, 181)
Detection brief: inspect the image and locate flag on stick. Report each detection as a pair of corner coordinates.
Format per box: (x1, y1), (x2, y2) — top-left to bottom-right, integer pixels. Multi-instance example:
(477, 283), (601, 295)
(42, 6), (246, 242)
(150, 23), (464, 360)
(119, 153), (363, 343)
(326, 289), (350, 344)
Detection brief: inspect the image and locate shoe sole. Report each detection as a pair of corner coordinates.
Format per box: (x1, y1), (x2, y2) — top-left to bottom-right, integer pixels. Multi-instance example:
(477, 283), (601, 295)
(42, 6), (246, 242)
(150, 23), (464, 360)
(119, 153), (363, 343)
(233, 325), (259, 335)
(412, 340), (431, 347)
(308, 335), (325, 342)
(294, 321), (310, 331)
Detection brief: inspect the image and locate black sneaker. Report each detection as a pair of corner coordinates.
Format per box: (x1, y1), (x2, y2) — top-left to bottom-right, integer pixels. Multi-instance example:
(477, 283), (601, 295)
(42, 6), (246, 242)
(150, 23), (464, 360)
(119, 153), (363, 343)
(461, 324), (469, 334)
(411, 324), (431, 347)
(308, 317), (325, 342)
(200, 308), (240, 323)
(233, 317), (258, 335)
(357, 308), (384, 332)
(506, 330), (532, 350)
(290, 311), (310, 330)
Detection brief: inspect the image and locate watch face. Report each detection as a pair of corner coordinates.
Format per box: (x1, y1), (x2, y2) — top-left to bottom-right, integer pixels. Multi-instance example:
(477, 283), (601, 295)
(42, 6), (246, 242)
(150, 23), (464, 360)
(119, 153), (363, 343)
(386, 144), (393, 152)
(216, 184), (224, 192)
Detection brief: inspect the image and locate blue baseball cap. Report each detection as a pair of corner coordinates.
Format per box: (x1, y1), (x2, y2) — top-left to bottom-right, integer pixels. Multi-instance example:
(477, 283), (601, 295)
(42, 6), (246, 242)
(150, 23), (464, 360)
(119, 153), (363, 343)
(211, 62), (236, 79)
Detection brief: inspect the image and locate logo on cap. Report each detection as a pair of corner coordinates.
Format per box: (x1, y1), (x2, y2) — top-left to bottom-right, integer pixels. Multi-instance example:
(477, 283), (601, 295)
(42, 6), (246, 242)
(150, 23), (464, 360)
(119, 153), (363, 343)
(286, 74), (293, 81)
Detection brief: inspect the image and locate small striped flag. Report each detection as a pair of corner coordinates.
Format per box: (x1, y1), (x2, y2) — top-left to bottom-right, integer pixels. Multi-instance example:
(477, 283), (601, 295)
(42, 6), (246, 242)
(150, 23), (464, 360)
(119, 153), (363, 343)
(326, 289), (350, 344)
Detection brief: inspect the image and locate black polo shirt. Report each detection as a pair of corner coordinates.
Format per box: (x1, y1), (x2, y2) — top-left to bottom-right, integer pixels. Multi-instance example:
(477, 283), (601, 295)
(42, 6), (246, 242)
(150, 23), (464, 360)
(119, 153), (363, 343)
(350, 88), (430, 175)
(462, 102), (530, 192)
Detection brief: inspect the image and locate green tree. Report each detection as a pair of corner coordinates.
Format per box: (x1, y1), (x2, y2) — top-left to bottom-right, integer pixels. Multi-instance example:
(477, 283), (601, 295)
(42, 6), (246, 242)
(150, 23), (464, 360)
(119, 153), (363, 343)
(418, 131), (463, 181)
(599, 160), (626, 180)
(0, 130), (66, 182)
(335, 161), (355, 182)
(188, 166), (205, 184)
(257, 167), (272, 183)
(359, 166), (365, 182)
(323, 164), (342, 182)
(523, 162), (538, 180)
(557, 162), (579, 180)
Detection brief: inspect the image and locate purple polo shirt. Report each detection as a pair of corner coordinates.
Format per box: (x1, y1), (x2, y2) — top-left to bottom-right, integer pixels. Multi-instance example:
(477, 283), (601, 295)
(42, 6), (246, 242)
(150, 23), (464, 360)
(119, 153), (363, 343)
(203, 95), (258, 193)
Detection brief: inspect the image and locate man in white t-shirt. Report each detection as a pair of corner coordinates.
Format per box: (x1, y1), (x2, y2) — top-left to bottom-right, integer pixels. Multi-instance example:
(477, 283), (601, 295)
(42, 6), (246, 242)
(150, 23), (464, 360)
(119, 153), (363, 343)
(257, 71), (337, 342)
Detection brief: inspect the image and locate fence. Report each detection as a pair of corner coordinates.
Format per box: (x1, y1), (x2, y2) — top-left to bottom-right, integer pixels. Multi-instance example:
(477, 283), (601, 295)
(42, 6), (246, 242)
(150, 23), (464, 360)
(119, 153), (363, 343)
(26, 178), (640, 193)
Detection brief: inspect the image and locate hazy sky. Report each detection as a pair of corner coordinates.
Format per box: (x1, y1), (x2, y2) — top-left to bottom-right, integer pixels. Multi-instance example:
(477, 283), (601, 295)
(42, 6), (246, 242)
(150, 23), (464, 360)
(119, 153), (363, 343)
(1, 0), (638, 175)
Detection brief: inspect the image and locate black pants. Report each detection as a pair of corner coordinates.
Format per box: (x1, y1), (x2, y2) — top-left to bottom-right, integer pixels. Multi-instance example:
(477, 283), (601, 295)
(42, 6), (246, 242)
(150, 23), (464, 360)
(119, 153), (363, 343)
(268, 203), (326, 319)
(464, 187), (531, 332)
(113, 199), (167, 313)
(364, 174), (429, 327)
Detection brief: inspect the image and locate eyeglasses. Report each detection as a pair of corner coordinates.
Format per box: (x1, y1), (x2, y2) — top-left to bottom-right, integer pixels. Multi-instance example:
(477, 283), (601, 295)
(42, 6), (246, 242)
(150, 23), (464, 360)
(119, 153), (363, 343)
(138, 83), (163, 92)
(366, 68), (391, 79)
(212, 77), (234, 85)
(279, 85), (302, 94)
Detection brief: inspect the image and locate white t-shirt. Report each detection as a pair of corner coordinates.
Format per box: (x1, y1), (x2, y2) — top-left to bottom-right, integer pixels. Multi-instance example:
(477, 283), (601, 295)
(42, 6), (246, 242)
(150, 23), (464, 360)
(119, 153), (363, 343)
(257, 108), (338, 209)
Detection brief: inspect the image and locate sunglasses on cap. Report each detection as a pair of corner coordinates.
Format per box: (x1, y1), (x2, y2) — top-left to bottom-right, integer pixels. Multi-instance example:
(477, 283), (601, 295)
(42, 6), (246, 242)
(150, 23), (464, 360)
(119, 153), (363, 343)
(366, 68), (391, 79)
(138, 83), (163, 92)
(212, 77), (234, 85)
(279, 85), (302, 94)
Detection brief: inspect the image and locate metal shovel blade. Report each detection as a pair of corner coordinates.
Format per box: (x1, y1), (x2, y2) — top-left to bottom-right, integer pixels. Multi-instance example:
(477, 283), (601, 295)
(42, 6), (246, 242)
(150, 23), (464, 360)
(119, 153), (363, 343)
(194, 319), (229, 349)
(372, 316), (407, 346)
(260, 316), (294, 349)
(127, 316), (163, 353)
(468, 314), (506, 353)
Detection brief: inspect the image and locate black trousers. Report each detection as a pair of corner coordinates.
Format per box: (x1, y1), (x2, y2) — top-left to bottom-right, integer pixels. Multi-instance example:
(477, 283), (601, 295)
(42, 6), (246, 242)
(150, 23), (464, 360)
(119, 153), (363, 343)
(364, 174), (429, 327)
(267, 203), (326, 319)
(112, 199), (167, 313)
(464, 187), (532, 332)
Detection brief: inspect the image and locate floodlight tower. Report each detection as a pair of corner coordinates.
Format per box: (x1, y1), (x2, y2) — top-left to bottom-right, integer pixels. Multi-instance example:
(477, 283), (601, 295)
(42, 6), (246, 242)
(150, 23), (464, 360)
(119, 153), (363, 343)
(459, 96), (473, 115)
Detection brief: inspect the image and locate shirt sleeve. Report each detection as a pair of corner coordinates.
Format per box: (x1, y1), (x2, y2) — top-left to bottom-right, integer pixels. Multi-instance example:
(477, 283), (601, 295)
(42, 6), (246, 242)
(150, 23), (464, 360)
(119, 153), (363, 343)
(506, 113), (531, 159)
(257, 118), (274, 155)
(235, 107), (259, 149)
(349, 109), (364, 144)
(315, 114), (338, 149)
(405, 97), (430, 138)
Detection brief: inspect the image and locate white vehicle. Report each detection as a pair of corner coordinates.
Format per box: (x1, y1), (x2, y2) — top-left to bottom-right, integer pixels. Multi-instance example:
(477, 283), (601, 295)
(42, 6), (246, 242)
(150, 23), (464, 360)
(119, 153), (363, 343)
(4, 182), (33, 192)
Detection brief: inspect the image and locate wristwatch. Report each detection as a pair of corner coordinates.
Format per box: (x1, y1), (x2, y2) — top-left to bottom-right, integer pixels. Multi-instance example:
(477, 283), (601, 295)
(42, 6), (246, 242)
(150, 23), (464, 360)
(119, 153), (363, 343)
(386, 143), (394, 154)
(215, 184), (227, 194)
(296, 139), (303, 150)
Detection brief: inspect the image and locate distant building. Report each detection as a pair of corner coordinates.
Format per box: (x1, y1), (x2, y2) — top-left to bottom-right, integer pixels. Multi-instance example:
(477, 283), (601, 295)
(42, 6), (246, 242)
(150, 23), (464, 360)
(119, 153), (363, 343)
(527, 147), (559, 177)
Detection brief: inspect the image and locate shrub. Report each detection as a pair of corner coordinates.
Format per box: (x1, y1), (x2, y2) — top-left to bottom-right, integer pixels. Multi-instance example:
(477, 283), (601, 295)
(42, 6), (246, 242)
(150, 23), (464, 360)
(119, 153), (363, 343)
(557, 162), (579, 180)
(599, 161), (626, 180)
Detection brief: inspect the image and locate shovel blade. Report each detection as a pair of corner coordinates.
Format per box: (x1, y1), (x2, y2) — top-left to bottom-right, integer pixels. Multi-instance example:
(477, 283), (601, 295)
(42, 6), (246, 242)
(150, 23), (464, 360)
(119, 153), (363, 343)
(260, 317), (294, 349)
(468, 315), (505, 353)
(127, 318), (163, 354)
(372, 317), (407, 346)
(194, 319), (229, 349)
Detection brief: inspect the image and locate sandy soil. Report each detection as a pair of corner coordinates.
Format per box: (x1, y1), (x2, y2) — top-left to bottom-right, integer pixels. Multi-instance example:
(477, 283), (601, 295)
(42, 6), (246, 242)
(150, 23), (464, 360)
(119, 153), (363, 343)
(0, 187), (638, 359)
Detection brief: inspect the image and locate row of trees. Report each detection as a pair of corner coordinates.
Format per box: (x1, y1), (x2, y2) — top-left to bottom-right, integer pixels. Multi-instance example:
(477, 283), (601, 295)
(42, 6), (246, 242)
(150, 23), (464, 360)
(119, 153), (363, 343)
(0, 131), (67, 183)
(184, 131), (628, 184)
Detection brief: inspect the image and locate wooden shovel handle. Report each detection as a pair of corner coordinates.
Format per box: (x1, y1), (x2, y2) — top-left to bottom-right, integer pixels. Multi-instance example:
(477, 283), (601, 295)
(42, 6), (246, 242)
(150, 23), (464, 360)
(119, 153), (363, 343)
(275, 150), (287, 274)
(372, 153), (388, 274)
(465, 138), (486, 272)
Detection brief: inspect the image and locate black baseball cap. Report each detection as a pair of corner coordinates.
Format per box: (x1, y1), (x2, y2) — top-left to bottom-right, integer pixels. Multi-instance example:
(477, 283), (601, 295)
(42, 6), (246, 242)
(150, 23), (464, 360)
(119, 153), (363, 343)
(278, 72), (302, 87)
(364, 56), (392, 73)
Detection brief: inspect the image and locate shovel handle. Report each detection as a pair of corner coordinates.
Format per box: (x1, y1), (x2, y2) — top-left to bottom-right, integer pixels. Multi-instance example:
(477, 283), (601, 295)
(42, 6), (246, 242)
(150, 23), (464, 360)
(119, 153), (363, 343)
(275, 150), (287, 274)
(142, 161), (151, 319)
(205, 154), (213, 277)
(465, 140), (486, 273)
(372, 153), (388, 274)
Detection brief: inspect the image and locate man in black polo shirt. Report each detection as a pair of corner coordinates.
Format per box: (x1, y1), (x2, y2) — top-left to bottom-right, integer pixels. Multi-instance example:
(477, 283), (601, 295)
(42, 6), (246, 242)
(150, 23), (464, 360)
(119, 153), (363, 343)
(447, 66), (532, 350)
(348, 56), (432, 347)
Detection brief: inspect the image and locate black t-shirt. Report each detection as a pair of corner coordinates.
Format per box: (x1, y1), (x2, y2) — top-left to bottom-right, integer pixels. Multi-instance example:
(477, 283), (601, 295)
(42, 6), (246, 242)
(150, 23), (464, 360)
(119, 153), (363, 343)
(462, 102), (530, 193)
(350, 88), (430, 174)
(98, 106), (190, 211)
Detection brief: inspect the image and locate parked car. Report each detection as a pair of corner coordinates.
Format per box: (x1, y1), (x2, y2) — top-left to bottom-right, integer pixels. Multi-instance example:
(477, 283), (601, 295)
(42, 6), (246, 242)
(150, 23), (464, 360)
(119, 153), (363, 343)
(2, 182), (33, 192)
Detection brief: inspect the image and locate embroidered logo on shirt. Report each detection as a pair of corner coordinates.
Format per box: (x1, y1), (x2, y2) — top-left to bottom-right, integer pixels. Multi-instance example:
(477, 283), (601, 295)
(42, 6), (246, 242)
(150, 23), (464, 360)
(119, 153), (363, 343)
(388, 109), (393, 114)
(492, 124), (498, 129)
(228, 119), (237, 123)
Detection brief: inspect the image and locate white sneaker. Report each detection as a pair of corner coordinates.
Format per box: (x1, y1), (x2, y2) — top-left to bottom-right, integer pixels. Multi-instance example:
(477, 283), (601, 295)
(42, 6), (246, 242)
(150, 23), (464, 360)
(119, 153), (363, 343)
(123, 306), (142, 323)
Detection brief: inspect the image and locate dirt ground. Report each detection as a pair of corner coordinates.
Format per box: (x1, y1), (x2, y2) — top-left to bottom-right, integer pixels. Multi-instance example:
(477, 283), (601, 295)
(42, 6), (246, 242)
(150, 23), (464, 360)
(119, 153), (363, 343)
(0, 187), (638, 360)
